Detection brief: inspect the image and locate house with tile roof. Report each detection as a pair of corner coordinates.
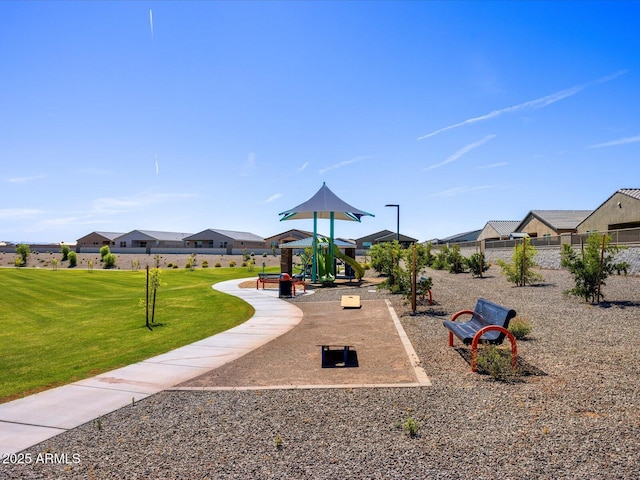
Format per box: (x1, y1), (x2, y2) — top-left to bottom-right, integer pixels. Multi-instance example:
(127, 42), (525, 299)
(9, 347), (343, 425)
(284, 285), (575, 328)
(515, 210), (592, 238)
(578, 188), (640, 233)
(477, 221), (521, 241)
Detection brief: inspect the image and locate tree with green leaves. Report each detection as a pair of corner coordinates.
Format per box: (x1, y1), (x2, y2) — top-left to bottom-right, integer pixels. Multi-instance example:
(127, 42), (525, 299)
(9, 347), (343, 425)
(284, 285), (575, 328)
(15, 243), (30, 267)
(561, 233), (626, 304)
(99, 245), (111, 261)
(60, 244), (70, 261)
(68, 251), (78, 267)
(497, 237), (542, 286)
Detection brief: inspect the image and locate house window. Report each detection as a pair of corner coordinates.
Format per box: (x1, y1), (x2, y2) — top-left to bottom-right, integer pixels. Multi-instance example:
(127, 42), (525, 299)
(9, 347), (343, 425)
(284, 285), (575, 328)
(120, 241), (126, 248)
(219, 241), (228, 248)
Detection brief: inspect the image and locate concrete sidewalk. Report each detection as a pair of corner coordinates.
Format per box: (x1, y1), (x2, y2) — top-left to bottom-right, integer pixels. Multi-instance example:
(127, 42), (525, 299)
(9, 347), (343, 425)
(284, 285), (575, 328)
(0, 279), (303, 456)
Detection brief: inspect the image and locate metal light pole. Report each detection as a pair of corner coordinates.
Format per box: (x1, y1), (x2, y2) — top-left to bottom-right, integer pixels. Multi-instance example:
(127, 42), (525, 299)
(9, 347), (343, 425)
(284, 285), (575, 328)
(385, 204), (400, 242)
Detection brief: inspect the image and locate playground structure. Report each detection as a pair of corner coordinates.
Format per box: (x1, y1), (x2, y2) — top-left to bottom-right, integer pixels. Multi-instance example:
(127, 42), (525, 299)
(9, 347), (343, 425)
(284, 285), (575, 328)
(278, 183), (374, 283)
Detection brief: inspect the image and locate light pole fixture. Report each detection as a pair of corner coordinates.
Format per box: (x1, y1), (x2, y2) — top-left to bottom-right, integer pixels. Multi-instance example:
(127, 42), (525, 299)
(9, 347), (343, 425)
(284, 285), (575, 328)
(385, 204), (400, 242)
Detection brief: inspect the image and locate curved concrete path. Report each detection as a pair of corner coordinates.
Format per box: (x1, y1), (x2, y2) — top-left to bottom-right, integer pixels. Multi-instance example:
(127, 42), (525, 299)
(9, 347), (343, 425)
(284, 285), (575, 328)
(0, 278), (303, 455)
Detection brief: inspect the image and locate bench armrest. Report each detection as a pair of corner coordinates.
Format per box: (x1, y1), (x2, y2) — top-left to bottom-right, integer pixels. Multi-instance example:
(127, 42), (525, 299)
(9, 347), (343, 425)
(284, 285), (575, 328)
(450, 309), (475, 322)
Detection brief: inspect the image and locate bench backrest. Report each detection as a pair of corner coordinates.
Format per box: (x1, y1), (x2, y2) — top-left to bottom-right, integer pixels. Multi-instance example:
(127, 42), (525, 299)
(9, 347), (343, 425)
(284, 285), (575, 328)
(470, 298), (517, 343)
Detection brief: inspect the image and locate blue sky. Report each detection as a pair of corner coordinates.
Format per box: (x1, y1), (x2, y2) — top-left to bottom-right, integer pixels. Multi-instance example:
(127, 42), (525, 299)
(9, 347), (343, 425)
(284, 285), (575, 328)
(1, 1), (639, 243)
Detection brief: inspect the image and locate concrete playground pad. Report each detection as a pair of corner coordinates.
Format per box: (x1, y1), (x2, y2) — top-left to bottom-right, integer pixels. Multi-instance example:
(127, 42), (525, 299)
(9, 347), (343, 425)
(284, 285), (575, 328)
(176, 297), (431, 390)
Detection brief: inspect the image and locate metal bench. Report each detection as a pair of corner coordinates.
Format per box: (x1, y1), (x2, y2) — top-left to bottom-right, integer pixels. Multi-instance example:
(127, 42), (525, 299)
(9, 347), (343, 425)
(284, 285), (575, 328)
(256, 273), (307, 295)
(443, 298), (518, 372)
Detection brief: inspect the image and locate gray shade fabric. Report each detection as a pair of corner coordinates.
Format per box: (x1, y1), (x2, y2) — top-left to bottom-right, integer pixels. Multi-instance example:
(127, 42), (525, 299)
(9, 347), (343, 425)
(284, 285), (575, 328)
(279, 183), (374, 222)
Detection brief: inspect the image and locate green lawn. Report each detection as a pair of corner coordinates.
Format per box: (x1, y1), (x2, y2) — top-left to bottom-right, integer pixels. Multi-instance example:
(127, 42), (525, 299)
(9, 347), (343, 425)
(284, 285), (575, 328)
(0, 267), (266, 403)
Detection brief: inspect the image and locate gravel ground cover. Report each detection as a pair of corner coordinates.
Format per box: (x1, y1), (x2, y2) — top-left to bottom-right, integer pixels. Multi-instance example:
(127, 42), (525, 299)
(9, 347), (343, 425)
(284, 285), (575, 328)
(2, 268), (639, 479)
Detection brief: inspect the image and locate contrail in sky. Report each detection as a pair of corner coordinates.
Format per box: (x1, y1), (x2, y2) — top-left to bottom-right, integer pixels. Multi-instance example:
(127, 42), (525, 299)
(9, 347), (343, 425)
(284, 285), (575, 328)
(424, 135), (496, 171)
(155, 155), (159, 175)
(588, 134), (640, 149)
(417, 70), (628, 141)
(318, 155), (371, 174)
(149, 9), (154, 39)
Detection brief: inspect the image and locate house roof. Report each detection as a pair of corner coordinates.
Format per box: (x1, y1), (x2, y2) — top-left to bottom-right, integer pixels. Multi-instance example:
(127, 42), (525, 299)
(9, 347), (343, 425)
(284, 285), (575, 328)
(371, 232), (418, 243)
(516, 210), (593, 232)
(485, 221), (520, 238)
(79, 231), (124, 241)
(355, 230), (395, 242)
(184, 229), (264, 242)
(432, 229), (482, 244)
(264, 229), (315, 241)
(123, 230), (193, 241)
(577, 188), (640, 228)
(618, 188), (640, 201)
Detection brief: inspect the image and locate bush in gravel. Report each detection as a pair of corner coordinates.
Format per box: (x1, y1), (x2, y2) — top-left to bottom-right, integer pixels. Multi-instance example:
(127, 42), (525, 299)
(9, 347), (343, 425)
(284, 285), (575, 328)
(99, 245), (110, 261)
(561, 233), (626, 304)
(476, 346), (522, 381)
(214, 262), (221, 267)
(67, 251), (77, 268)
(15, 243), (30, 266)
(229, 261), (236, 267)
(402, 416), (419, 437)
(497, 237), (542, 286)
(508, 317), (532, 340)
(466, 252), (489, 277)
(103, 253), (117, 269)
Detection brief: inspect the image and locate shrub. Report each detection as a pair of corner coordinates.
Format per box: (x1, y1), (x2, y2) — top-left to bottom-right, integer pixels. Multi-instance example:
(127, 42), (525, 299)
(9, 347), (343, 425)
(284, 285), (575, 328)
(229, 261), (236, 267)
(167, 263), (174, 268)
(185, 255), (196, 270)
(475, 345), (522, 381)
(60, 244), (70, 261)
(99, 245), (110, 260)
(15, 243), (30, 266)
(103, 253), (117, 269)
(466, 252), (489, 277)
(202, 260), (209, 268)
(262, 252), (267, 258)
(241, 261), (247, 267)
(68, 251), (78, 268)
(508, 317), (532, 340)
(561, 233), (626, 304)
(402, 416), (419, 437)
(497, 237), (542, 286)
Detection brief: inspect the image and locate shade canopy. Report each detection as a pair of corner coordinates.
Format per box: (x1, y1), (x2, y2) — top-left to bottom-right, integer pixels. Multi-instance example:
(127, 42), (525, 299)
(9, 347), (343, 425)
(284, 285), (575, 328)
(278, 182), (374, 222)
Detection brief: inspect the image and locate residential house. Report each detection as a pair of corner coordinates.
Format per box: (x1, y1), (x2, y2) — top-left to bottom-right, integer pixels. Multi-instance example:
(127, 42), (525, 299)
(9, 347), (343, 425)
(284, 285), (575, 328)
(76, 232), (124, 252)
(264, 229), (316, 250)
(355, 229), (418, 249)
(114, 230), (192, 252)
(184, 229), (264, 254)
(477, 221), (520, 242)
(578, 188), (640, 234)
(427, 229), (481, 245)
(515, 210), (592, 238)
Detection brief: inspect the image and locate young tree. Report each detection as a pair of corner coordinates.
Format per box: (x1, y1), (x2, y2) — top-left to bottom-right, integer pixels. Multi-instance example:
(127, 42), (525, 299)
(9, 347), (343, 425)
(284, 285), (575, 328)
(497, 237), (542, 286)
(561, 233), (625, 304)
(103, 253), (117, 269)
(99, 245), (111, 261)
(68, 251), (78, 267)
(466, 252), (489, 278)
(15, 243), (30, 267)
(60, 244), (70, 261)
